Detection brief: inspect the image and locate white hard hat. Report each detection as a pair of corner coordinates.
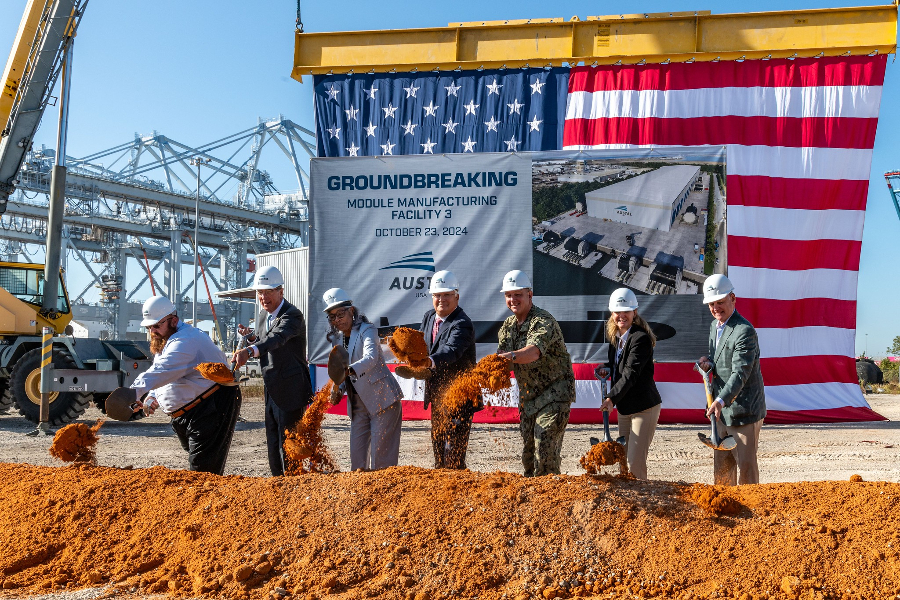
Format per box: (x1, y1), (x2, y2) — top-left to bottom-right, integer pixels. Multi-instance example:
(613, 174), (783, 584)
(501, 270), (532, 292)
(702, 274), (735, 304)
(252, 265), (284, 290)
(430, 270), (459, 294)
(140, 296), (176, 327)
(322, 287), (353, 312)
(609, 288), (639, 312)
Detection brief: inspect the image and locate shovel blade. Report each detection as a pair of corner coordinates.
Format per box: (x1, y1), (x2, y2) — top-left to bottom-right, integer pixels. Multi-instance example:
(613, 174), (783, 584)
(699, 432), (738, 451)
(328, 345), (350, 385)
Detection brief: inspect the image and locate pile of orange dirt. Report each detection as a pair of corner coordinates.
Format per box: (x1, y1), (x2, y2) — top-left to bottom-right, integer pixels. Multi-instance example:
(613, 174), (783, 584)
(195, 362), (234, 383)
(0, 465), (899, 600)
(283, 383), (337, 475)
(387, 327), (430, 367)
(48, 421), (103, 464)
(682, 483), (744, 517)
(441, 354), (512, 414)
(580, 441), (628, 478)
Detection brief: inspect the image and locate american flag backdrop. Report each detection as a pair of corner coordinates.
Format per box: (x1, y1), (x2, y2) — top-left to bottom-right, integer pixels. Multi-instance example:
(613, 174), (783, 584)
(313, 55), (886, 424)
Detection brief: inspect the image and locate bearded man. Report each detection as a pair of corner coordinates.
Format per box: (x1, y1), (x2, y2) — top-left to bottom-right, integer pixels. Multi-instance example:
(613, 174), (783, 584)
(129, 296), (242, 475)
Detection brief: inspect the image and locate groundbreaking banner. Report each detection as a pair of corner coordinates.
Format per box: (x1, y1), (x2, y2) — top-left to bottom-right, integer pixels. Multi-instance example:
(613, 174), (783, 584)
(309, 153), (532, 363)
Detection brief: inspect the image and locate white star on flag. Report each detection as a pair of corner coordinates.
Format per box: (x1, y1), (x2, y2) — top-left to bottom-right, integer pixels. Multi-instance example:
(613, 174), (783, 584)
(404, 83), (420, 98)
(484, 115), (500, 132)
(530, 78), (545, 95)
(381, 139), (395, 155)
(326, 126), (340, 140)
(528, 115), (543, 132)
(364, 122), (377, 137)
(504, 135), (521, 151)
(486, 79), (503, 95)
(507, 99), (524, 115)
(445, 81), (461, 97)
(365, 85), (378, 100)
(326, 84), (340, 101)
(383, 103), (398, 119)
(402, 119), (418, 135)
(346, 142), (360, 157)
(421, 138), (436, 154)
(461, 137), (477, 152)
(442, 118), (459, 134)
(423, 101), (440, 117)
(345, 105), (359, 121)
(464, 100), (480, 116)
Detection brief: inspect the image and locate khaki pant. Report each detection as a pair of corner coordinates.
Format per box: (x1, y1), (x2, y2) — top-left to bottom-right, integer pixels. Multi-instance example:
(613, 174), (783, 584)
(617, 403), (661, 480)
(718, 417), (763, 485)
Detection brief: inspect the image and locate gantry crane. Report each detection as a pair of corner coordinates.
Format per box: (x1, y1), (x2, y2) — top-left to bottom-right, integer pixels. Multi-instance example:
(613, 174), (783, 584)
(885, 172), (900, 222)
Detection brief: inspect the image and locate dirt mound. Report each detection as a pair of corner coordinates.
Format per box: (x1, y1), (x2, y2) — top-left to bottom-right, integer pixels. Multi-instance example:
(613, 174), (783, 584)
(387, 327), (430, 367)
(580, 441), (628, 477)
(0, 464), (898, 600)
(195, 362), (235, 383)
(683, 483), (744, 516)
(283, 383), (337, 474)
(48, 420), (103, 464)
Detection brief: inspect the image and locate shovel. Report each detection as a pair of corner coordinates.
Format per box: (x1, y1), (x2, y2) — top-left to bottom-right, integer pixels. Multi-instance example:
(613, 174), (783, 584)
(590, 378), (624, 447)
(328, 345), (350, 386)
(694, 362), (737, 451)
(105, 387), (142, 421)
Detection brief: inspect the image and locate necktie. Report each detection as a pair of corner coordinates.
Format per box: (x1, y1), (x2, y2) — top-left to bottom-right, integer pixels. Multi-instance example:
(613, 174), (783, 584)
(432, 318), (442, 343)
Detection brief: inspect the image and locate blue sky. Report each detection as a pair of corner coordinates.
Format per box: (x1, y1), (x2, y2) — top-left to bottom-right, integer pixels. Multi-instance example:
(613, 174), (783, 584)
(0, 0), (896, 356)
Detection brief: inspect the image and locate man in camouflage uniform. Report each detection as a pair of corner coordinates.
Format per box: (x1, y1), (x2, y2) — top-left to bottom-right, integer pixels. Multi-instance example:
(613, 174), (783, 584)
(497, 270), (576, 476)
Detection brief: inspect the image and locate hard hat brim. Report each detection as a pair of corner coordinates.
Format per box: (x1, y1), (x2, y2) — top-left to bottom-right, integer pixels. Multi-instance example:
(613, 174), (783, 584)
(430, 286), (458, 294)
(702, 292), (731, 304)
(140, 318), (160, 327)
(501, 286), (531, 292)
(251, 283), (282, 291)
(608, 304), (639, 312)
(323, 300), (353, 313)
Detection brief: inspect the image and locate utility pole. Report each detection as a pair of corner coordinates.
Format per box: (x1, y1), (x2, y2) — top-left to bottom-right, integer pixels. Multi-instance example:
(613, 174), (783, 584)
(189, 157), (210, 325)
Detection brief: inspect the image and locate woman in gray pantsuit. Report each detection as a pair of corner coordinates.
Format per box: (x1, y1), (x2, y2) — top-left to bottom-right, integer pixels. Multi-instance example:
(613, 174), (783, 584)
(322, 288), (403, 471)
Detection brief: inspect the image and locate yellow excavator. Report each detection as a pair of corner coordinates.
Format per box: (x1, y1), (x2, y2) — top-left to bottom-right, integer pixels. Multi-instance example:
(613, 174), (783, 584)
(0, 1), (152, 425)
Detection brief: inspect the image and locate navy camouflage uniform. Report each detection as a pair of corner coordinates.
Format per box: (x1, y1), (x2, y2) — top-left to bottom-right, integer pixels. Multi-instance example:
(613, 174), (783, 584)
(498, 306), (576, 476)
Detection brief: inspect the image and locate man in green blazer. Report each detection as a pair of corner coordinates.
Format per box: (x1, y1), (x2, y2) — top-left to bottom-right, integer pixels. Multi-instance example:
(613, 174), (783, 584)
(698, 274), (766, 484)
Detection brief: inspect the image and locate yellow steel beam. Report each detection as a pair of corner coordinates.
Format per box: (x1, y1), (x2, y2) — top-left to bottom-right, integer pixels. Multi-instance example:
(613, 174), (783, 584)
(291, 4), (897, 81)
(1, 0), (48, 130)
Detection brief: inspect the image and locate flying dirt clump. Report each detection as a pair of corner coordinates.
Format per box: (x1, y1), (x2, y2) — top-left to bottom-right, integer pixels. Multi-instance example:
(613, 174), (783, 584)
(580, 441), (628, 477)
(684, 483), (744, 516)
(49, 420), (103, 464)
(195, 362), (234, 383)
(441, 354), (512, 414)
(284, 383), (338, 474)
(387, 327), (432, 378)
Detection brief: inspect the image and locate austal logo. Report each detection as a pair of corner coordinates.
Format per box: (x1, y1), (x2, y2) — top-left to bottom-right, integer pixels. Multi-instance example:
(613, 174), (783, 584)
(615, 205), (632, 216)
(380, 251), (436, 294)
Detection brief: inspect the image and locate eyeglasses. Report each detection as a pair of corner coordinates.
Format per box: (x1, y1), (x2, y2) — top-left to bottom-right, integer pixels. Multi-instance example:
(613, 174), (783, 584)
(148, 315), (173, 331)
(327, 308), (350, 322)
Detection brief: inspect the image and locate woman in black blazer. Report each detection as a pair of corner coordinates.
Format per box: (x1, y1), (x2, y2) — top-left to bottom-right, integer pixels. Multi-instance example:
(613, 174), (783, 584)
(595, 288), (662, 479)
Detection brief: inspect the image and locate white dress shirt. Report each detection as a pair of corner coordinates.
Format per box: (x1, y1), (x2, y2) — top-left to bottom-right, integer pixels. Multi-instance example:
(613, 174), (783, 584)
(250, 299), (285, 358)
(131, 322), (226, 414)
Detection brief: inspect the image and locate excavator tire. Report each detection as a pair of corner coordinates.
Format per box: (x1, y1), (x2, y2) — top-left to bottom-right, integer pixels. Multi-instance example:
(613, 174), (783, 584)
(0, 379), (11, 414)
(9, 347), (93, 425)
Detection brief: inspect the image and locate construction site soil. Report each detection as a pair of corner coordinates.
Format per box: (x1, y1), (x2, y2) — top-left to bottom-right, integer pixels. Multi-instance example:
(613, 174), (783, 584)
(0, 463), (898, 600)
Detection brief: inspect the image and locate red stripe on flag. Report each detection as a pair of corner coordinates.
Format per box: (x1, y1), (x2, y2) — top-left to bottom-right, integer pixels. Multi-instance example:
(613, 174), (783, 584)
(562, 116), (877, 149)
(728, 237), (862, 271)
(727, 176), (869, 211)
(760, 355), (860, 386)
(568, 55), (887, 92)
(738, 298), (856, 330)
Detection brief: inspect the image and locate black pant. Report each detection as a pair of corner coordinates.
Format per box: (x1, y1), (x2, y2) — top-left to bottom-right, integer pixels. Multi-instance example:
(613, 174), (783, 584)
(431, 402), (475, 469)
(170, 385), (241, 475)
(264, 393), (306, 476)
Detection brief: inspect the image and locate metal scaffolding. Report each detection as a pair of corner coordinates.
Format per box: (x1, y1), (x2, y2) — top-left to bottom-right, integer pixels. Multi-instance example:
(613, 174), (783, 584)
(0, 116), (315, 345)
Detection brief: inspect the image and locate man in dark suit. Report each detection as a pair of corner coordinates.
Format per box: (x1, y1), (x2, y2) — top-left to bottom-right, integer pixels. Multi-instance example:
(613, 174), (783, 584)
(233, 265), (312, 476)
(698, 274), (766, 484)
(397, 270), (476, 469)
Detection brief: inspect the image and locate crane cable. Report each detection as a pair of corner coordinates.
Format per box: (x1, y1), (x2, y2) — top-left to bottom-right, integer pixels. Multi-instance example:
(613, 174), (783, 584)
(296, 0), (303, 32)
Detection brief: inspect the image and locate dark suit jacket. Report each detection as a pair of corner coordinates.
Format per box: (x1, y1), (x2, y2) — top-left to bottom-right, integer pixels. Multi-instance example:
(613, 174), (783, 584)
(606, 325), (662, 416)
(709, 310), (766, 426)
(255, 300), (312, 412)
(420, 306), (476, 410)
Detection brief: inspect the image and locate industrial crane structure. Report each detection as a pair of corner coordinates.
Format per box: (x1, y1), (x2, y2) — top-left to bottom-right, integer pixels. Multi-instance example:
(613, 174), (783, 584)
(885, 171), (900, 222)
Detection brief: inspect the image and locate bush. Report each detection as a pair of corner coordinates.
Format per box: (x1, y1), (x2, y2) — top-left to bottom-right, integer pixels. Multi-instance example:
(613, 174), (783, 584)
(879, 358), (899, 384)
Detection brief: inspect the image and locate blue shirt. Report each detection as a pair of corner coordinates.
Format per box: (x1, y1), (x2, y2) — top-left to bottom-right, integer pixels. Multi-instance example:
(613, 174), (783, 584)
(131, 321), (226, 413)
